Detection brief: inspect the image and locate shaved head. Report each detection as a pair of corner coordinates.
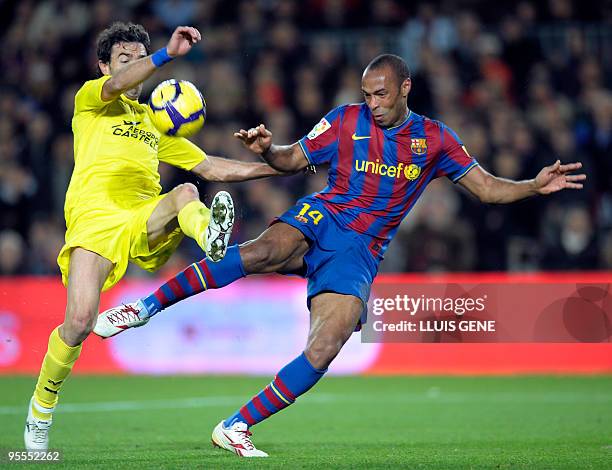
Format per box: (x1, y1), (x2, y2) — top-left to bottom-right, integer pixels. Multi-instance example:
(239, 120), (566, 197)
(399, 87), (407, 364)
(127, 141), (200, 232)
(364, 54), (410, 88)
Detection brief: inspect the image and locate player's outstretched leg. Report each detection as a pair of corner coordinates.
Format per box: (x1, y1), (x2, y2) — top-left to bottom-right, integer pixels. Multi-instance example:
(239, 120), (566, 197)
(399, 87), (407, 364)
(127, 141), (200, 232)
(211, 293), (362, 457)
(93, 244), (246, 338)
(94, 223), (308, 338)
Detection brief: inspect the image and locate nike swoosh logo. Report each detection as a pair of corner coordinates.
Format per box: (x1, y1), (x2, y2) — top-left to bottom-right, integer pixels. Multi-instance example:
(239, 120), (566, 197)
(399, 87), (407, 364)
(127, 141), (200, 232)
(352, 133), (371, 140)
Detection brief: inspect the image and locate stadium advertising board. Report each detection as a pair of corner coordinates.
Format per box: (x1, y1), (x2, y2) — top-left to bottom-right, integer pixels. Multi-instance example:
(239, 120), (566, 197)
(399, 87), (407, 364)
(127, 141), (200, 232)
(0, 275), (610, 375)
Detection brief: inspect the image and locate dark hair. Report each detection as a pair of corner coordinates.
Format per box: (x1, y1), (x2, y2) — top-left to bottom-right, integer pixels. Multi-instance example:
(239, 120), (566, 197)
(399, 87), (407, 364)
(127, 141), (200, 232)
(96, 22), (151, 64)
(365, 54), (411, 85)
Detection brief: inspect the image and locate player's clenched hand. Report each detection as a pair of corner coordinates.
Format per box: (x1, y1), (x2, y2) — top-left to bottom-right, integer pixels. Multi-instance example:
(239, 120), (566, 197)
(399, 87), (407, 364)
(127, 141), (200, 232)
(534, 160), (586, 195)
(234, 124), (273, 155)
(166, 26), (201, 57)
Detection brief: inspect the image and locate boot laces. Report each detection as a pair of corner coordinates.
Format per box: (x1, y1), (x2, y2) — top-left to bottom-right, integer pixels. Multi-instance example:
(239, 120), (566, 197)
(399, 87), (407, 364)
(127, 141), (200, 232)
(236, 429), (255, 450)
(107, 304), (141, 325)
(28, 420), (50, 443)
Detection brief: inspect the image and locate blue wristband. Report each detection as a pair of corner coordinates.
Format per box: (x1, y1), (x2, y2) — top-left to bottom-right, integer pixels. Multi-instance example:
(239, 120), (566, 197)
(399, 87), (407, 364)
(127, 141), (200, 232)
(151, 47), (173, 68)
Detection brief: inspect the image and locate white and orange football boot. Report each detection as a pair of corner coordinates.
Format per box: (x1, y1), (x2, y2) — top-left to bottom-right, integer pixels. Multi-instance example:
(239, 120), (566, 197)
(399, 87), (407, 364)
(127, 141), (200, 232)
(211, 421), (268, 457)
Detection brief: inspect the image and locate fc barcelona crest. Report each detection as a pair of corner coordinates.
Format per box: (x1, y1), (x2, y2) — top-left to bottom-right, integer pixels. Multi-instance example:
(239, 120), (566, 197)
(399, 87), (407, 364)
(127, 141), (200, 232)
(410, 138), (427, 155)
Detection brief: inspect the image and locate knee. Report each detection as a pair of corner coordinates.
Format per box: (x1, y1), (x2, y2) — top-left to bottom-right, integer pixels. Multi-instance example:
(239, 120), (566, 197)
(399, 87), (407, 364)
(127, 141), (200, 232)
(173, 183), (199, 210)
(304, 337), (343, 370)
(63, 308), (97, 344)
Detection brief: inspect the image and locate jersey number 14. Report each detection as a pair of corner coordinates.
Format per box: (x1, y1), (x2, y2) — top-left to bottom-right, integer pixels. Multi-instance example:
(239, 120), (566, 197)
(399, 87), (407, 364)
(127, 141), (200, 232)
(297, 203), (324, 225)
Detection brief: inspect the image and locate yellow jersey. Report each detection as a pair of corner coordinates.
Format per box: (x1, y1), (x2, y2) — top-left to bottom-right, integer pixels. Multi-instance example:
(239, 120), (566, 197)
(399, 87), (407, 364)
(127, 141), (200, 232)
(58, 76), (206, 290)
(66, 75), (205, 221)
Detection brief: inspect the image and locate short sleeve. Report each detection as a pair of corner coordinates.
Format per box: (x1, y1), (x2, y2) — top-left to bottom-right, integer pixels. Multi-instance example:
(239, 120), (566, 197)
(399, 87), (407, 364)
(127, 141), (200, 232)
(298, 106), (345, 166)
(434, 123), (479, 182)
(74, 76), (113, 113)
(158, 135), (207, 171)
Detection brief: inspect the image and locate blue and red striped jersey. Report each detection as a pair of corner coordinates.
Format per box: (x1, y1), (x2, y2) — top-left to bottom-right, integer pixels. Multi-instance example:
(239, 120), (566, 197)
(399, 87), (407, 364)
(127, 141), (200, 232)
(298, 103), (478, 259)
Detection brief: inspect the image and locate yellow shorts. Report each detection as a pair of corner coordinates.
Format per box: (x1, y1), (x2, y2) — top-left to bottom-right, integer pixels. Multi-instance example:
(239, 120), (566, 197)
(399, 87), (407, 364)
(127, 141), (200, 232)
(57, 194), (184, 291)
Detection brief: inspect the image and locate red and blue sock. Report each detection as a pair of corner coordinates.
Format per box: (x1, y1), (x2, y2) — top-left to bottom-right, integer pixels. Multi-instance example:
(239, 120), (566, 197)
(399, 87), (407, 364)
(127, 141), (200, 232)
(141, 245), (245, 316)
(224, 352), (327, 428)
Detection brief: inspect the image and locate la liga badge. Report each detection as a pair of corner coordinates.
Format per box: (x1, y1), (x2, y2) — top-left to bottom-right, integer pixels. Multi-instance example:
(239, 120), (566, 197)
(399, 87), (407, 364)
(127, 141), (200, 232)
(307, 118), (331, 140)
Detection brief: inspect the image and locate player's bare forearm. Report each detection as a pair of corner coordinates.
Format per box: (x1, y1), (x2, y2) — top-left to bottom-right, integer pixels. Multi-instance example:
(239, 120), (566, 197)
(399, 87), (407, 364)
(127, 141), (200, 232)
(102, 57), (157, 101)
(261, 143), (308, 172)
(234, 125), (309, 172)
(192, 156), (292, 182)
(479, 176), (538, 204)
(459, 161), (585, 204)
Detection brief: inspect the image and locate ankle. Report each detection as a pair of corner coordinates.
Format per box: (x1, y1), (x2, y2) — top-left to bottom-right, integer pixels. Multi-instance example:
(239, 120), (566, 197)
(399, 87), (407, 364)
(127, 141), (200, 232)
(31, 398), (54, 420)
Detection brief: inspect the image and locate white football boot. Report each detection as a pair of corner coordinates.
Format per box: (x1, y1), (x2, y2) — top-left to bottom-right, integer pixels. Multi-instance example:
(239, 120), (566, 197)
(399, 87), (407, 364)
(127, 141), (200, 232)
(205, 191), (234, 262)
(93, 300), (149, 339)
(211, 420), (268, 457)
(24, 398), (53, 451)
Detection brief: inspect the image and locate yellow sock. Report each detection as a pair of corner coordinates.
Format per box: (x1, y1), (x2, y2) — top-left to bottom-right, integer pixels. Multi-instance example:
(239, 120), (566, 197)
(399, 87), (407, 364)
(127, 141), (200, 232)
(32, 327), (82, 419)
(177, 200), (210, 252)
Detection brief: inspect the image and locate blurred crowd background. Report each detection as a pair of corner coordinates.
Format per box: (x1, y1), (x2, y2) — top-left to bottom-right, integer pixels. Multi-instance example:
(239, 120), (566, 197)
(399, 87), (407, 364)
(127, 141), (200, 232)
(0, 0), (611, 278)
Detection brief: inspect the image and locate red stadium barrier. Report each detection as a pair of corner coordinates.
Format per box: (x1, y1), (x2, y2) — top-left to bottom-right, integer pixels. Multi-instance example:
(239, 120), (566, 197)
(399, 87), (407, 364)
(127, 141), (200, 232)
(0, 275), (610, 375)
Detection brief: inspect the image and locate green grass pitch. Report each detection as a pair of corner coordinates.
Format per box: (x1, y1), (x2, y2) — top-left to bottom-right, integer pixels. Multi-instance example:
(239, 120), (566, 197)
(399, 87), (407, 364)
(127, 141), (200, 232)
(1, 375), (610, 469)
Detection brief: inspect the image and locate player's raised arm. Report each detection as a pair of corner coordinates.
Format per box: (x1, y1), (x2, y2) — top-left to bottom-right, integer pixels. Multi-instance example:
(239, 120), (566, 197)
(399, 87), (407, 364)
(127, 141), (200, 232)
(458, 160), (586, 204)
(234, 124), (309, 172)
(100, 26), (201, 102)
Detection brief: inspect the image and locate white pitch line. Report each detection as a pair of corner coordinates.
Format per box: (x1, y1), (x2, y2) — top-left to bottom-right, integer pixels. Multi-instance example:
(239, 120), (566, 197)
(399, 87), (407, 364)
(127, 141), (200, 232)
(0, 396), (248, 416)
(0, 391), (609, 416)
